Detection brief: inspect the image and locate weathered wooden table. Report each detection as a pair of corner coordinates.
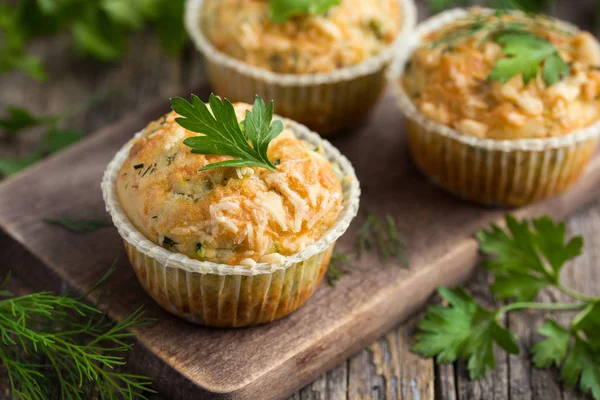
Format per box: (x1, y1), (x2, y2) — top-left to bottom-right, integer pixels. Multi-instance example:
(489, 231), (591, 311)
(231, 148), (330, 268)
(0, 1), (598, 398)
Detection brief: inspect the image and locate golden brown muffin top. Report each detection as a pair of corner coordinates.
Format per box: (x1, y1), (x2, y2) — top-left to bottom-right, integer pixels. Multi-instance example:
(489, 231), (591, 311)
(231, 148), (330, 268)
(116, 104), (342, 266)
(403, 10), (600, 139)
(201, 0), (402, 73)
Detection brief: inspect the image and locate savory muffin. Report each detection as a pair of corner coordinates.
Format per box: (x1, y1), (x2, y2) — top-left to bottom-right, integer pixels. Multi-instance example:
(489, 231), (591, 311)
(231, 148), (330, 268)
(185, 0), (416, 134)
(103, 99), (360, 327)
(390, 9), (600, 206)
(116, 105), (343, 266)
(201, 0), (402, 73)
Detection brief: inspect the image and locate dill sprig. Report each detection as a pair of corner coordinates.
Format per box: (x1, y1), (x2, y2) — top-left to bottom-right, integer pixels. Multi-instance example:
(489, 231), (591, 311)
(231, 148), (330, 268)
(326, 210), (409, 287)
(358, 210), (409, 266)
(326, 251), (358, 287)
(0, 264), (155, 399)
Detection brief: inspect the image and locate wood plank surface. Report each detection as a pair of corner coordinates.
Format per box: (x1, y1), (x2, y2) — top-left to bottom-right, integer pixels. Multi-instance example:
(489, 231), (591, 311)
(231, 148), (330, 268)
(0, 1), (599, 399)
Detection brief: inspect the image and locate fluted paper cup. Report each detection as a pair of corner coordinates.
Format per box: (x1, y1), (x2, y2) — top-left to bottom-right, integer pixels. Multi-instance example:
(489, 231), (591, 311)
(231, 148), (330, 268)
(388, 8), (600, 207)
(102, 118), (360, 327)
(185, 0), (417, 136)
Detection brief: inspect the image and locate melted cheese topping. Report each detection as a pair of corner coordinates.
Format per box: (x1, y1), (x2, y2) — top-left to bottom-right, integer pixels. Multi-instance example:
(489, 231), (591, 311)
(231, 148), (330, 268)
(201, 0), (402, 73)
(403, 10), (600, 139)
(116, 104), (343, 266)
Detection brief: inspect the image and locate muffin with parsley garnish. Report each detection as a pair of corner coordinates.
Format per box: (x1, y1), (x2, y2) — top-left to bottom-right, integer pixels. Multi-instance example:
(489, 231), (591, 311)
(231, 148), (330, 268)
(185, 0), (416, 135)
(389, 8), (600, 206)
(102, 94), (360, 327)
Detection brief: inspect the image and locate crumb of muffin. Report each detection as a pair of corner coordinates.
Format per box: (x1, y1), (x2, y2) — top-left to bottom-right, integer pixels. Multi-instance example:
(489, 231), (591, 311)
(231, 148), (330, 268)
(200, 0), (402, 73)
(116, 103), (343, 265)
(403, 11), (600, 139)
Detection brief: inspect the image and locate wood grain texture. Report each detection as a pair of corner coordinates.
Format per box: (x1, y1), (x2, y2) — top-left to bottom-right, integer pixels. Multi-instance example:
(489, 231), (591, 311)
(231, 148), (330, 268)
(0, 1), (599, 399)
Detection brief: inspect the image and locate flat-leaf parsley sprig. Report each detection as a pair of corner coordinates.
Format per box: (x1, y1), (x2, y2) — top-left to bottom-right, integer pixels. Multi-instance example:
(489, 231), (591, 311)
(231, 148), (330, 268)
(429, 13), (569, 86)
(171, 94), (283, 172)
(413, 215), (600, 399)
(269, 0), (341, 23)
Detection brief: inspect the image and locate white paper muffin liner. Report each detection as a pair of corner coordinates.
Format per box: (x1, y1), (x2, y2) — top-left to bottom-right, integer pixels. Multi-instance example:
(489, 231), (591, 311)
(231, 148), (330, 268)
(184, 0), (417, 135)
(388, 8), (600, 206)
(102, 116), (360, 326)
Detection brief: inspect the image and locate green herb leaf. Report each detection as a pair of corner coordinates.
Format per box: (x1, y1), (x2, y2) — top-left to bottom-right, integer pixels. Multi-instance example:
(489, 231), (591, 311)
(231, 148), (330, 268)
(560, 339), (600, 399)
(44, 217), (112, 233)
(572, 302), (600, 350)
(44, 128), (82, 153)
(173, 94), (283, 172)
(153, 0), (188, 54)
(489, 31), (568, 86)
(71, 12), (125, 61)
(413, 287), (520, 379)
(0, 150), (43, 177)
(269, 0), (340, 23)
(325, 250), (357, 287)
(476, 215), (582, 301)
(531, 320), (571, 368)
(0, 267), (155, 399)
(429, 0), (472, 14)
(0, 106), (42, 135)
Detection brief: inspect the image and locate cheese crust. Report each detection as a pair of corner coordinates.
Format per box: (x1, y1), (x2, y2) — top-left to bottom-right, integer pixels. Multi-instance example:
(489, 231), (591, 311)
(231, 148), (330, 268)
(403, 11), (600, 139)
(200, 0), (402, 74)
(116, 104), (342, 266)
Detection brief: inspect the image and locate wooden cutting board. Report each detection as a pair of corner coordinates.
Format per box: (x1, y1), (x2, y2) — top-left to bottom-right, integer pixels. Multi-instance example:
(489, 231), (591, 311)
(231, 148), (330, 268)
(1, 85), (599, 400)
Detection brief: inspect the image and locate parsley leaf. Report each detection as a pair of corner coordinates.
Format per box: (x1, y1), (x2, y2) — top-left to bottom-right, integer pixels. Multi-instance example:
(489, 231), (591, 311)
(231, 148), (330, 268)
(172, 94), (283, 172)
(561, 339), (600, 399)
(412, 287), (519, 379)
(415, 214), (600, 399)
(476, 215), (583, 301)
(269, 0), (340, 24)
(489, 31), (568, 86)
(531, 320), (571, 368)
(0, 106), (42, 135)
(572, 302), (600, 350)
(531, 318), (600, 398)
(0, 151), (43, 177)
(44, 128), (82, 153)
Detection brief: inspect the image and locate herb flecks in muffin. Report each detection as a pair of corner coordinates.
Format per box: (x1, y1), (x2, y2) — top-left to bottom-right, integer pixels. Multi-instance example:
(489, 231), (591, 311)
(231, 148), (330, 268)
(161, 237), (178, 248)
(201, 0), (401, 74)
(404, 11), (600, 139)
(269, 0), (341, 23)
(171, 94), (283, 172)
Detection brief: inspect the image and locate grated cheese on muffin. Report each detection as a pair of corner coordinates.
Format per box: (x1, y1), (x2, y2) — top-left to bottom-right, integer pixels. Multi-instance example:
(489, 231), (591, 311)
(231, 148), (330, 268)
(200, 0), (402, 73)
(403, 10), (600, 139)
(116, 104), (343, 265)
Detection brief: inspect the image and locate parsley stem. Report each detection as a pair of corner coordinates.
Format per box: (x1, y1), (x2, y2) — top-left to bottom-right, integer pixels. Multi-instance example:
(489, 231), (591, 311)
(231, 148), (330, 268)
(557, 282), (600, 303)
(497, 301), (586, 315)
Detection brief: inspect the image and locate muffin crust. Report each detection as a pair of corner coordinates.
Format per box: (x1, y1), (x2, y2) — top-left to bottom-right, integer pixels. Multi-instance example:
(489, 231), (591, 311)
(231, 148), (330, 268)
(116, 104), (342, 266)
(201, 0), (402, 73)
(403, 11), (600, 139)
